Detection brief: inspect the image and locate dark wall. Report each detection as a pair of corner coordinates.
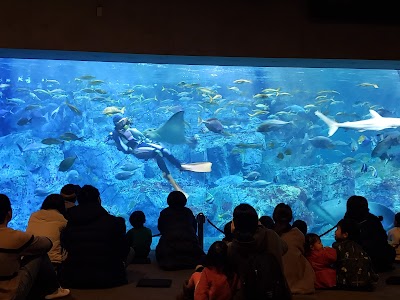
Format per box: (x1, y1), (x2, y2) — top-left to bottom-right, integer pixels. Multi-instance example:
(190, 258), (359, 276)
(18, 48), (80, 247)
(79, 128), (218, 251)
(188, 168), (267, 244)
(1, 0), (400, 60)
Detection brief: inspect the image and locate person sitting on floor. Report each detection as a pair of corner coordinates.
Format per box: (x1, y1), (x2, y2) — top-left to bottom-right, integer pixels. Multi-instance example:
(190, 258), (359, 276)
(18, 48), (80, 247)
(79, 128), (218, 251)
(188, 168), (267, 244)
(344, 195), (395, 272)
(305, 233), (336, 289)
(333, 218), (378, 290)
(60, 185), (130, 288)
(26, 194), (68, 270)
(194, 241), (240, 300)
(60, 184), (80, 212)
(0, 194), (70, 300)
(156, 191), (205, 270)
(388, 212), (400, 262)
(177, 264), (204, 300)
(126, 210), (152, 263)
(273, 203), (315, 294)
(259, 215), (275, 229)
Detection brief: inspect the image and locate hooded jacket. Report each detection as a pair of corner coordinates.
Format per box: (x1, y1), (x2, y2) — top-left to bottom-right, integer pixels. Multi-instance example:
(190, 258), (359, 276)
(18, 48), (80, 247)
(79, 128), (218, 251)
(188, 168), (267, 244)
(60, 203), (129, 288)
(26, 209), (67, 263)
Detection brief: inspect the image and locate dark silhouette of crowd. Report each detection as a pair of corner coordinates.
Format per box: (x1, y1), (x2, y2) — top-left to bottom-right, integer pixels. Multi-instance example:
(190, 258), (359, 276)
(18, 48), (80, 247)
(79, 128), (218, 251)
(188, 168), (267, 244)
(0, 189), (398, 300)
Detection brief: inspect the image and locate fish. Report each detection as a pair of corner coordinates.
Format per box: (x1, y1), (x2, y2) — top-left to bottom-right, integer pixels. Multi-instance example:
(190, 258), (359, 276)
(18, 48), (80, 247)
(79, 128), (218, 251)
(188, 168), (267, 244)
(0, 84), (10, 89)
(361, 163), (378, 177)
(59, 132), (84, 141)
(248, 110), (268, 117)
(89, 80), (105, 85)
(95, 89), (107, 94)
(261, 88), (280, 93)
(253, 93), (269, 99)
(235, 143), (264, 149)
(24, 104), (42, 111)
(65, 103), (82, 115)
(6, 98), (25, 104)
(102, 106), (125, 116)
(357, 135), (371, 146)
(276, 152), (284, 160)
(350, 138), (358, 152)
(361, 163), (368, 173)
(17, 142), (48, 154)
(51, 106), (61, 119)
(161, 86), (178, 94)
(115, 171), (135, 180)
(41, 138), (63, 145)
(317, 90), (340, 95)
(249, 180), (272, 187)
(243, 171), (261, 181)
(17, 118), (32, 126)
(341, 157), (357, 165)
(284, 149), (292, 155)
(44, 79), (60, 85)
(358, 83), (379, 89)
(233, 79), (252, 84)
(120, 163), (141, 172)
(256, 119), (292, 132)
(79, 75), (96, 80)
(59, 156), (77, 172)
(371, 131), (400, 160)
(305, 135), (336, 149)
(198, 117), (224, 134)
(315, 110), (400, 137)
(143, 111), (188, 144)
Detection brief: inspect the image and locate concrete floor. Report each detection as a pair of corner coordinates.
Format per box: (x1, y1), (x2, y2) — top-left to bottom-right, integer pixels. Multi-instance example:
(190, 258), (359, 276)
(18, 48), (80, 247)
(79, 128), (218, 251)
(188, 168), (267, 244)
(62, 255), (400, 300)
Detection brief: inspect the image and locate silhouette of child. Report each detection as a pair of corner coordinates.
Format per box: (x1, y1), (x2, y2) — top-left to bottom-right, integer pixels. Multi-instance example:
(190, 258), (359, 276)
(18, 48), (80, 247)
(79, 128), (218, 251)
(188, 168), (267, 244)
(126, 211), (152, 263)
(305, 233), (336, 289)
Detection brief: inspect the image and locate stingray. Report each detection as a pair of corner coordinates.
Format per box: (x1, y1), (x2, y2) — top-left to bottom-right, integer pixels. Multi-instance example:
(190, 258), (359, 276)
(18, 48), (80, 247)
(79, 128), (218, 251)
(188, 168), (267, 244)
(143, 111), (187, 144)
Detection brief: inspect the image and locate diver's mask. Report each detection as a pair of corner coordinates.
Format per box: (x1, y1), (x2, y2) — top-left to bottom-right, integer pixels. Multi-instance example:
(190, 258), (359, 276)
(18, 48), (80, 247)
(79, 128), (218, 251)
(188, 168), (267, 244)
(115, 117), (131, 130)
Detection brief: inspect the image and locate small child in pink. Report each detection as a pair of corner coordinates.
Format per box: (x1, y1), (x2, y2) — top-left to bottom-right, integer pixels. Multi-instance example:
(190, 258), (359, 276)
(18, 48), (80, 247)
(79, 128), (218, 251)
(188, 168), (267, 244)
(305, 233), (337, 289)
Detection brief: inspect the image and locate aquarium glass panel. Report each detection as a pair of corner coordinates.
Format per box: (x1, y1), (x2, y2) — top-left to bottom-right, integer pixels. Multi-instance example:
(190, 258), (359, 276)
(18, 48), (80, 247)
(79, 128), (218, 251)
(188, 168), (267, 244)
(1, 54), (399, 248)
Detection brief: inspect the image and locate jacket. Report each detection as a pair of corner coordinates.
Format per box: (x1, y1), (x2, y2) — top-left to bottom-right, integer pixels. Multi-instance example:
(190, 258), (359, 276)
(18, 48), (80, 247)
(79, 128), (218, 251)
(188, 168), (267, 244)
(306, 247), (337, 289)
(26, 209), (67, 263)
(60, 203), (129, 288)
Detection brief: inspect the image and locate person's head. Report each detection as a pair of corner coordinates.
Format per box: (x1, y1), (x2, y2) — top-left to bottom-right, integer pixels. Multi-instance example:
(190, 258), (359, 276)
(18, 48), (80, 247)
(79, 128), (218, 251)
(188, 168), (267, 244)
(60, 184), (80, 203)
(273, 203), (293, 224)
(335, 218), (360, 242)
(0, 194), (12, 225)
(205, 241), (229, 271)
(305, 233), (322, 256)
(41, 194), (67, 216)
(223, 221), (233, 242)
(113, 114), (130, 130)
(77, 185), (101, 205)
(345, 195), (369, 222)
(129, 210), (146, 228)
(259, 215), (274, 229)
(232, 204), (259, 235)
(394, 213), (400, 227)
(292, 219), (307, 236)
(167, 191), (187, 209)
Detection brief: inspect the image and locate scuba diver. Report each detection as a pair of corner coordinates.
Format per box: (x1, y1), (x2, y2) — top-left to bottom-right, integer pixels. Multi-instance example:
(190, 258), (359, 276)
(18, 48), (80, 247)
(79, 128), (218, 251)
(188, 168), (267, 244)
(108, 114), (211, 194)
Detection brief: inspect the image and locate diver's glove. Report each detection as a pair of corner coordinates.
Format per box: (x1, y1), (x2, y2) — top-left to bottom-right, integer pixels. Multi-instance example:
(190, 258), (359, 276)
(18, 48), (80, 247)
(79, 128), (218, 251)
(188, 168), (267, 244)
(127, 147), (135, 154)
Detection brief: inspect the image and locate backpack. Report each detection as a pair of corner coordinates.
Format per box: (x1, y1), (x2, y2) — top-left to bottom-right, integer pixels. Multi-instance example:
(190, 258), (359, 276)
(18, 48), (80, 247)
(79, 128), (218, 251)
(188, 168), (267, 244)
(230, 242), (292, 300)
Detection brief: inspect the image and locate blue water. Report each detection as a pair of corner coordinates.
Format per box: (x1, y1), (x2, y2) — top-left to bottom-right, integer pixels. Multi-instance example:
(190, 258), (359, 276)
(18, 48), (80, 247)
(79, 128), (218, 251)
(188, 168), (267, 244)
(1, 56), (399, 249)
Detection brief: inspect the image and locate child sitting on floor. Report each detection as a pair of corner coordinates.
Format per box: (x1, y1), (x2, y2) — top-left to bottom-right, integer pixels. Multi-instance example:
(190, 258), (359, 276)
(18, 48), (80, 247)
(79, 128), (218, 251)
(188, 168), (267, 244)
(333, 219), (378, 290)
(126, 210), (152, 263)
(305, 233), (336, 289)
(177, 265), (204, 300)
(194, 241), (240, 300)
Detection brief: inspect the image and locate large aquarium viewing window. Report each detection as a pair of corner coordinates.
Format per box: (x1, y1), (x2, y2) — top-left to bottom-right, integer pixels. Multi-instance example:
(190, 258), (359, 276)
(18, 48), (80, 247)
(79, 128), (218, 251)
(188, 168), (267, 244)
(1, 50), (400, 248)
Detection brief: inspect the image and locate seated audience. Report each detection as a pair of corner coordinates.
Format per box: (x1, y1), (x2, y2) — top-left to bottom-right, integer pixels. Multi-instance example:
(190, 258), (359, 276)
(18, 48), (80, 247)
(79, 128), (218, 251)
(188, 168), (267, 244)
(126, 210), (152, 263)
(156, 191), (205, 270)
(194, 241), (240, 300)
(344, 195), (395, 272)
(305, 233), (336, 289)
(0, 194), (70, 300)
(26, 194), (68, 269)
(273, 203), (315, 294)
(292, 219), (307, 236)
(60, 184), (80, 211)
(388, 212), (400, 262)
(259, 215), (275, 229)
(334, 218), (378, 290)
(60, 185), (129, 288)
(177, 265), (204, 300)
(228, 204), (290, 299)
(222, 221), (233, 243)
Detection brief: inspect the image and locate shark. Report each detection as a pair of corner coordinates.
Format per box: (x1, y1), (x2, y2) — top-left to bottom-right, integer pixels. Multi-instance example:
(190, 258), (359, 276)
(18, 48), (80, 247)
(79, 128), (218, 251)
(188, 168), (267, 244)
(315, 110), (400, 137)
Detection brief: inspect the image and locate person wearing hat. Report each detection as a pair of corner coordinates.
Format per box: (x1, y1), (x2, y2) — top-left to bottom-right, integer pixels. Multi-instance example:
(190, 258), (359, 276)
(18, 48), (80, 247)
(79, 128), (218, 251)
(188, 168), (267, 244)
(108, 114), (211, 194)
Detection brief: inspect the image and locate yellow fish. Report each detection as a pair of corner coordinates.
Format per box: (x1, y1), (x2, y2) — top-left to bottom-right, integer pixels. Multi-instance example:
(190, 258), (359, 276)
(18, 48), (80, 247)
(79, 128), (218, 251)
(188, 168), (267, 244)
(102, 106), (126, 116)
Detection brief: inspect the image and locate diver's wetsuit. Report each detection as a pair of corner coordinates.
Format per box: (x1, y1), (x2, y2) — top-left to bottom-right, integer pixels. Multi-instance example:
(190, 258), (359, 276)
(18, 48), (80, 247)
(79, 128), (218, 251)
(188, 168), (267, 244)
(112, 127), (182, 175)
